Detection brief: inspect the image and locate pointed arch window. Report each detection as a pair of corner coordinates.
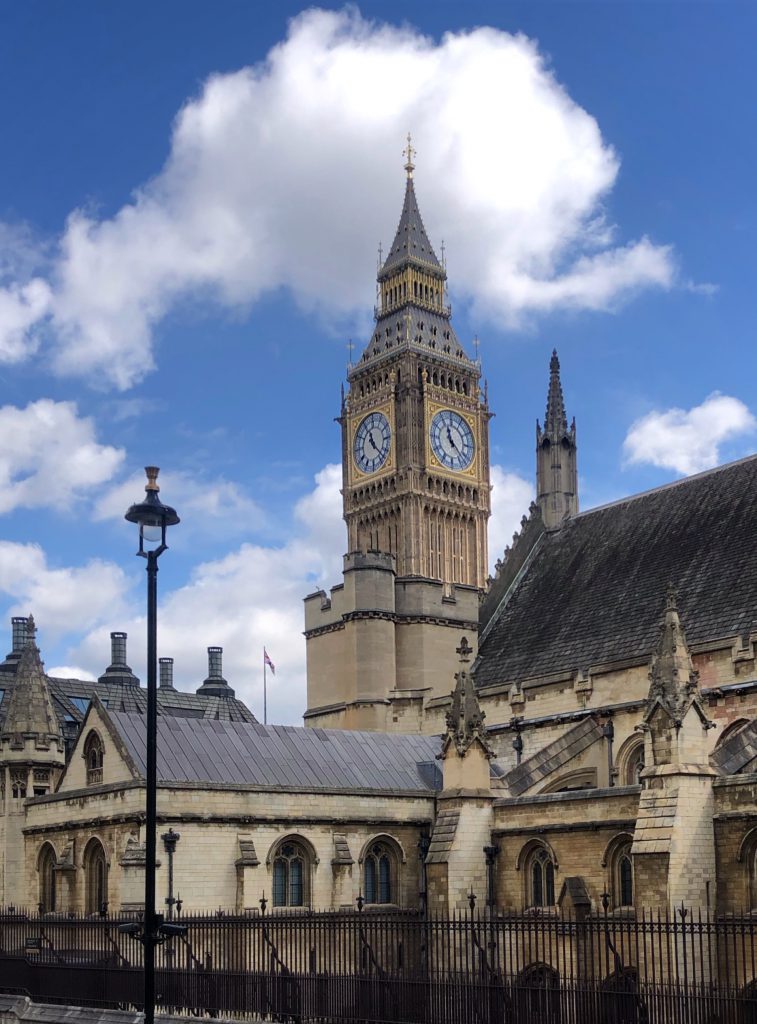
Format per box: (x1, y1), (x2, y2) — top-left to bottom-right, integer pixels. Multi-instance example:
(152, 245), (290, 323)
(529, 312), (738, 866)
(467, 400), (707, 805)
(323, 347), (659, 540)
(603, 833), (635, 911)
(84, 731), (104, 786)
(84, 838), (107, 915)
(364, 841), (395, 904)
(528, 847), (555, 909)
(272, 839), (311, 908)
(38, 843), (56, 913)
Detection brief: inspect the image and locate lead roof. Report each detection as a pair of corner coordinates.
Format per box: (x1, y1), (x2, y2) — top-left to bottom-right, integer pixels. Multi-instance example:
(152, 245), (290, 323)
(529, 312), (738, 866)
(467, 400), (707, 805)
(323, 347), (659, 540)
(476, 455), (757, 689)
(106, 710), (442, 793)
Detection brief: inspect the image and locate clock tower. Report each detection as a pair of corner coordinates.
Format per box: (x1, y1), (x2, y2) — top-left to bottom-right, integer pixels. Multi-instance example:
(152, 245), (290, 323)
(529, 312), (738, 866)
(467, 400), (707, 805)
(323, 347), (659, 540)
(304, 141), (491, 733)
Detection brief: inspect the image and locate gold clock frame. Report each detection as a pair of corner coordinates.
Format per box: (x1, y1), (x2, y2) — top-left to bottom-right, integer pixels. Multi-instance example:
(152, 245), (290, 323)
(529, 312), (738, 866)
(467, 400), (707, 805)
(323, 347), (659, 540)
(425, 400), (479, 479)
(349, 402), (396, 482)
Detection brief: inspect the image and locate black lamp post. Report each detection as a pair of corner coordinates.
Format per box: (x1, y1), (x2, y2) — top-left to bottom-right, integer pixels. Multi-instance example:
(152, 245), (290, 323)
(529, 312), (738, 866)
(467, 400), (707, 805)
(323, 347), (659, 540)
(124, 467), (180, 1024)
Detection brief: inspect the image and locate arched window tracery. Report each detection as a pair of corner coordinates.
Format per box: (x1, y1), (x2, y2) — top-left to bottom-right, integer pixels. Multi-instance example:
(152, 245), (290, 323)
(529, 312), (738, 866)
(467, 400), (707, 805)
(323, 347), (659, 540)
(83, 731), (104, 786)
(272, 838), (312, 908)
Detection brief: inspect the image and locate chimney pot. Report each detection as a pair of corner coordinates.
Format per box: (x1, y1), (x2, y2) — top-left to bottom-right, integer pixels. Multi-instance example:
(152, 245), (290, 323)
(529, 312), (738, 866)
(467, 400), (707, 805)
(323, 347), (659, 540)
(111, 632), (127, 667)
(159, 657), (175, 690)
(11, 617), (29, 653)
(207, 647), (223, 679)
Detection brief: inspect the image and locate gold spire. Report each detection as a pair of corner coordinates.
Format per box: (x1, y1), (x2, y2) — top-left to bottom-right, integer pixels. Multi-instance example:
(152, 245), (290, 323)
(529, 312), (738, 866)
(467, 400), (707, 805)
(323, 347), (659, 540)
(403, 132), (415, 179)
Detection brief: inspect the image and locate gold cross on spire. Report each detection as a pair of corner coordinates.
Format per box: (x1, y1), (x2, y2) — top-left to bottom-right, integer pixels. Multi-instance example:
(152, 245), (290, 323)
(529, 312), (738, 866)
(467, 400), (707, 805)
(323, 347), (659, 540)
(403, 132), (415, 178)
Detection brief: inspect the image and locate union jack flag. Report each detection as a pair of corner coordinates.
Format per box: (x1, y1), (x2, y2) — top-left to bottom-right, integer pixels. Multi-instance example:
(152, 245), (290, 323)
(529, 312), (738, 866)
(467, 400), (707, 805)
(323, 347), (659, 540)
(264, 649), (276, 675)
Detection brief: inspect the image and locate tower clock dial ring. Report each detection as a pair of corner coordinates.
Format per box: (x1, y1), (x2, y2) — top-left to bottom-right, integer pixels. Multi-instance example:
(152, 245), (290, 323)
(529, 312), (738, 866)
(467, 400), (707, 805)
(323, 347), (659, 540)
(354, 411), (392, 474)
(430, 409), (475, 472)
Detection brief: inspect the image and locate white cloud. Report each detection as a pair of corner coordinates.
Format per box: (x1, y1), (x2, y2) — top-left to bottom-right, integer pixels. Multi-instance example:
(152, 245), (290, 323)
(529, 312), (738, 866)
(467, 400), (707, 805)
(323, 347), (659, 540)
(487, 465), (534, 572)
(0, 399), (124, 513)
(3, 8), (674, 388)
(72, 463), (345, 723)
(0, 279), (51, 363)
(0, 542), (131, 643)
(95, 469), (265, 538)
(623, 393), (756, 475)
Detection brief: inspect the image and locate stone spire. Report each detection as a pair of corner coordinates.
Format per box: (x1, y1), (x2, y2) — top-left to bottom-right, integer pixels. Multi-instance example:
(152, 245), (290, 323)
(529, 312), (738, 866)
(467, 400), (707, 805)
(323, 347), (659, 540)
(380, 138), (443, 277)
(645, 586), (706, 727)
(443, 638), (494, 760)
(544, 349), (568, 435)
(536, 349), (578, 530)
(1, 616), (62, 744)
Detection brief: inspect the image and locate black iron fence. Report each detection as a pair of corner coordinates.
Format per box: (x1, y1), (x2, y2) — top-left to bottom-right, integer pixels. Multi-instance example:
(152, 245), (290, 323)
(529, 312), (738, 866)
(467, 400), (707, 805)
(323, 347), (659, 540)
(0, 905), (755, 1023)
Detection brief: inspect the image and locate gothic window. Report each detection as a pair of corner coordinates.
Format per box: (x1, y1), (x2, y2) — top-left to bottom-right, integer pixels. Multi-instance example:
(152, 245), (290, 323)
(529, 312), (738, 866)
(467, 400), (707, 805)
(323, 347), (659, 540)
(84, 838), (107, 915)
(603, 833), (635, 910)
(616, 737), (645, 787)
(528, 846), (555, 909)
(617, 850), (633, 908)
(515, 964), (560, 1023)
(38, 843), (56, 913)
(272, 839), (311, 908)
(84, 731), (104, 786)
(363, 841), (396, 904)
(11, 769), (26, 799)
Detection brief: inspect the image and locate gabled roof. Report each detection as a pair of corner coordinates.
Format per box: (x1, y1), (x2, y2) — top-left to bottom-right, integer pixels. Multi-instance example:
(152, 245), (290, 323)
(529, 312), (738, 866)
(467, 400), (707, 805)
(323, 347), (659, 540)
(476, 455), (757, 689)
(106, 711), (443, 794)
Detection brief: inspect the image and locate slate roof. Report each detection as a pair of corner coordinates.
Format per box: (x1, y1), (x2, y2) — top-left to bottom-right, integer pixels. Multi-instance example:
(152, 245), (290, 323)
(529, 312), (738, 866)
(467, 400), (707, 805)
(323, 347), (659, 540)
(476, 455), (757, 689)
(107, 710), (443, 793)
(0, 665), (256, 735)
(380, 177), (442, 276)
(504, 718), (603, 797)
(711, 720), (757, 775)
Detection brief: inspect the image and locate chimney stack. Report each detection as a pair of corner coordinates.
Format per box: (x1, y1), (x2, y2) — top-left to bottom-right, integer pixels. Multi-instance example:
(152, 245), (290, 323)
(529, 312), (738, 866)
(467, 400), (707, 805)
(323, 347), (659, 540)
(98, 631), (139, 687)
(159, 657), (175, 690)
(0, 615), (34, 676)
(11, 617), (29, 653)
(196, 646), (235, 699)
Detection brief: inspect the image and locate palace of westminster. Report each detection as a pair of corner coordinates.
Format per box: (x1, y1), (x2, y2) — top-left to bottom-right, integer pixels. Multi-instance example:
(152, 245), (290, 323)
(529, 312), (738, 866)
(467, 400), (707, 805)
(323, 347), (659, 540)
(1, 146), (756, 923)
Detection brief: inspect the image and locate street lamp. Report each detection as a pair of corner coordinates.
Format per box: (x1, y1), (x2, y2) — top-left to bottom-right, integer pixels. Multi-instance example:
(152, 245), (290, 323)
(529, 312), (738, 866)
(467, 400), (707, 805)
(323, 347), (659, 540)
(124, 467), (181, 1024)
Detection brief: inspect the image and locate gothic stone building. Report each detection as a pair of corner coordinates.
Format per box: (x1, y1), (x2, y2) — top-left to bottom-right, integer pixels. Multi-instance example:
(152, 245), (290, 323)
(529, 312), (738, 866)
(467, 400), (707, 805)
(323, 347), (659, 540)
(2, 154), (757, 922)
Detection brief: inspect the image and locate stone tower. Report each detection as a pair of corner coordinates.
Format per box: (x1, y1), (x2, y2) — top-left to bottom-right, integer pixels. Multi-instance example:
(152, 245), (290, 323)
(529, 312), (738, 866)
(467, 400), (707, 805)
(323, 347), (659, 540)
(0, 617), (65, 902)
(536, 350), (578, 530)
(341, 138), (491, 589)
(304, 142), (491, 732)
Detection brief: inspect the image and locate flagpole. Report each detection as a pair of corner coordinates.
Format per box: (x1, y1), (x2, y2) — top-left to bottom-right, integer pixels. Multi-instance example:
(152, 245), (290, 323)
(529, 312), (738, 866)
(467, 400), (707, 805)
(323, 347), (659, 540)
(263, 647), (267, 725)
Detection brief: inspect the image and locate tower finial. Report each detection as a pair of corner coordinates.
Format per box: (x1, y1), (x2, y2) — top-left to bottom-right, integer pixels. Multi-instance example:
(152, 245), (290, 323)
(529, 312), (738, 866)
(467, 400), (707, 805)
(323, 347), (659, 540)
(403, 132), (415, 179)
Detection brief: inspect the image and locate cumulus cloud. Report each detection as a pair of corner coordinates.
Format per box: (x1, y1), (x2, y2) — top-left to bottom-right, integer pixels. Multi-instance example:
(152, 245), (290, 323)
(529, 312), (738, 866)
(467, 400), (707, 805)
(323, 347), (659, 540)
(0, 399), (124, 513)
(70, 463), (345, 723)
(3, 8), (674, 388)
(623, 393), (756, 475)
(488, 465), (534, 571)
(95, 468), (265, 538)
(0, 542), (130, 643)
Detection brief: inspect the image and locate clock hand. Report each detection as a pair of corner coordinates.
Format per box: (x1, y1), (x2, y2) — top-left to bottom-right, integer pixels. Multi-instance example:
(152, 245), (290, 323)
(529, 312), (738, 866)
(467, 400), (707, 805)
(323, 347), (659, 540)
(446, 427), (458, 450)
(368, 432), (380, 453)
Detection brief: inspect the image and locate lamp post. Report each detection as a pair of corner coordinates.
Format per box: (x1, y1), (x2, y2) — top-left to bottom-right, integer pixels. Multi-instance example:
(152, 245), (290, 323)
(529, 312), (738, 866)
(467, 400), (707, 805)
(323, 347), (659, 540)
(125, 467), (180, 1024)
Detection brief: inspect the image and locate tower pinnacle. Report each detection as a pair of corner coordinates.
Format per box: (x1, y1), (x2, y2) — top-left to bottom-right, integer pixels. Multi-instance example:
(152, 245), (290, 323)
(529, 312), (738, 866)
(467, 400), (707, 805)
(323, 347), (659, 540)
(403, 132), (415, 179)
(536, 349), (578, 530)
(545, 349), (568, 435)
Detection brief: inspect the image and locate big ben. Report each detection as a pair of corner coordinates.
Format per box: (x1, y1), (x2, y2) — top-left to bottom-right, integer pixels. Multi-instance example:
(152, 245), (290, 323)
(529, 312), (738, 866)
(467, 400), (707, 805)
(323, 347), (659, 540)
(342, 138), (490, 589)
(304, 140), (491, 733)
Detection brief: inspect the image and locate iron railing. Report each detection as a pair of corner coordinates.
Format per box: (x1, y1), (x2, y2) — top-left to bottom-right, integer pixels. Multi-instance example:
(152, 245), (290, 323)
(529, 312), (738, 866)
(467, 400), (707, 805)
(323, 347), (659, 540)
(0, 904), (755, 1022)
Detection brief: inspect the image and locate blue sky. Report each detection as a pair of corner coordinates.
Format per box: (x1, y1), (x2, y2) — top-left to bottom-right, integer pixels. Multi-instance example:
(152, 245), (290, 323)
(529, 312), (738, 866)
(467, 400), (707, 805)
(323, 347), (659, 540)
(0, 1), (754, 722)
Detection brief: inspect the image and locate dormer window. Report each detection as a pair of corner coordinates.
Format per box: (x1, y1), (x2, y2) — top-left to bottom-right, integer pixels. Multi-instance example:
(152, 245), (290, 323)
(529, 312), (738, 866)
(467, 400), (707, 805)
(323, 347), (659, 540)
(84, 731), (104, 786)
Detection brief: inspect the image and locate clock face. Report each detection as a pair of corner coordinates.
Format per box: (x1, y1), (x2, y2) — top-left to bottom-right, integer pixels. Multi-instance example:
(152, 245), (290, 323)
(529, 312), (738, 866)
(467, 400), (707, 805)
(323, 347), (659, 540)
(354, 412), (391, 474)
(430, 409), (475, 472)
